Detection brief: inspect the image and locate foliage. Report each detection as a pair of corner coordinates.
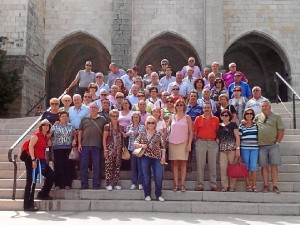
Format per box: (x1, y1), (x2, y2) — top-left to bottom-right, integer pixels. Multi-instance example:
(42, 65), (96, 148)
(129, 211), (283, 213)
(0, 37), (22, 116)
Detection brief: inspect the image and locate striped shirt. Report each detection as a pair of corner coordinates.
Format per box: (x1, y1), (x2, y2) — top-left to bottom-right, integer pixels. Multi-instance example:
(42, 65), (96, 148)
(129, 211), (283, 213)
(239, 123), (258, 149)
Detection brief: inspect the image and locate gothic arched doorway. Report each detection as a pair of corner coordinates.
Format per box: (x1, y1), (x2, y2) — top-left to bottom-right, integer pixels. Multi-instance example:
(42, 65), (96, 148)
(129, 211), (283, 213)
(224, 32), (290, 102)
(46, 32), (111, 102)
(135, 32), (202, 76)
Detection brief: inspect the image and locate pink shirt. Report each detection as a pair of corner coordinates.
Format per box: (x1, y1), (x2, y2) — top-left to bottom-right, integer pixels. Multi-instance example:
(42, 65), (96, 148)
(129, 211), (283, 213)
(118, 110), (133, 128)
(222, 71), (247, 88)
(169, 115), (188, 144)
(181, 65), (202, 78)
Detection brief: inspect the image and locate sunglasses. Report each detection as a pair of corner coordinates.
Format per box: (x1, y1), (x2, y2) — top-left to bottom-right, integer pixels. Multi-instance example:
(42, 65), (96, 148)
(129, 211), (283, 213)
(84, 96), (92, 98)
(216, 81), (222, 84)
(101, 94), (107, 96)
(86, 64), (92, 66)
(116, 96), (124, 99)
(233, 90), (241, 92)
(147, 122), (156, 125)
(234, 75), (241, 77)
(50, 103), (59, 105)
(221, 114), (229, 117)
(137, 95), (145, 97)
(245, 113), (253, 115)
(172, 88), (179, 91)
(110, 115), (119, 118)
(161, 63), (167, 66)
(176, 104), (184, 107)
(96, 76), (103, 78)
(90, 86), (97, 89)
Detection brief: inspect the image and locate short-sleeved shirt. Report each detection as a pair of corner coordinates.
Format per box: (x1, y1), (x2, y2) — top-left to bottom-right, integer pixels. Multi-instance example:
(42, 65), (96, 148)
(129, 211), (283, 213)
(68, 105), (89, 129)
(217, 122), (238, 151)
(96, 83), (110, 95)
(181, 65), (202, 78)
(107, 69), (126, 87)
(183, 77), (196, 94)
(145, 83), (164, 93)
(75, 70), (96, 88)
(245, 96), (267, 116)
(186, 103), (203, 122)
(167, 81), (188, 97)
(228, 81), (252, 99)
(41, 111), (59, 125)
(160, 76), (176, 91)
(121, 74), (133, 91)
(79, 116), (106, 148)
(239, 123), (258, 149)
(255, 112), (285, 146)
(193, 115), (219, 139)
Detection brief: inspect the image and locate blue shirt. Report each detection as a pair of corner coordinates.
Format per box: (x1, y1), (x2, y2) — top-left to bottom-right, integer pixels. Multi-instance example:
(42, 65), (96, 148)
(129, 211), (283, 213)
(96, 83), (110, 95)
(127, 94), (139, 105)
(121, 74), (133, 91)
(228, 81), (252, 99)
(68, 105), (89, 129)
(197, 98), (217, 114)
(186, 103), (203, 122)
(107, 69), (126, 87)
(160, 76), (176, 91)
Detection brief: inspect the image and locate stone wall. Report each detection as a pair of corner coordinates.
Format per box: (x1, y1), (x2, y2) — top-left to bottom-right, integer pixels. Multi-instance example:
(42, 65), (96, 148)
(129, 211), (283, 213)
(223, 0), (300, 93)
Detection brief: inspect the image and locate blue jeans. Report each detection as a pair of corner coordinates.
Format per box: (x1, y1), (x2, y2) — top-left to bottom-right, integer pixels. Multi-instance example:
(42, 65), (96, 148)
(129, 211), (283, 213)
(241, 148), (259, 172)
(80, 146), (101, 187)
(130, 152), (143, 185)
(141, 156), (163, 198)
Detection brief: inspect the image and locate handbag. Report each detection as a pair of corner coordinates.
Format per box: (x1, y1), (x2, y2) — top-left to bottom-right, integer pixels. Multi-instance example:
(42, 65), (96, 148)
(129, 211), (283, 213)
(122, 146), (130, 160)
(69, 146), (79, 160)
(227, 157), (248, 178)
(132, 147), (145, 158)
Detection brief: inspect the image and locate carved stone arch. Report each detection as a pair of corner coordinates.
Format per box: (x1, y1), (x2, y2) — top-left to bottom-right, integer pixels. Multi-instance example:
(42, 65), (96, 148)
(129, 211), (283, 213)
(46, 31), (111, 101)
(224, 31), (290, 101)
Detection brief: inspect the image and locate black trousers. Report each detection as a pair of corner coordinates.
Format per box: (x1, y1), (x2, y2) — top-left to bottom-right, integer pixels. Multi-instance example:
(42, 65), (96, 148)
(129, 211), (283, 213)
(21, 151), (54, 210)
(53, 148), (72, 188)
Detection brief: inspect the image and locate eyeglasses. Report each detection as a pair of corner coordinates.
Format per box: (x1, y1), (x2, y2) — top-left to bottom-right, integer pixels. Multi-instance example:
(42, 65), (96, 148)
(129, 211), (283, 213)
(90, 86), (97, 89)
(137, 95), (145, 97)
(176, 104), (184, 107)
(50, 103), (59, 105)
(63, 100), (71, 102)
(172, 88), (179, 91)
(263, 116), (268, 123)
(96, 76), (103, 78)
(161, 63), (167, 66)
(86, 64), (92, 66)
(221, 114), (229, 117)
(116, 96), (124, 99)
(84, 96), (92, 98)
(101, 94), (107, 96)
(188, 60), (195, 62)
(167, 101), (173, 103)
(147, 122), (156, 125)
(233, 90), (241, 92)
(110, 115), (118, 118)
(253, 89), (260, 92)
(234, 75), (241, 77)
(216, 81), (222, 84)
(245, 113), (253, 115)
(90, 106), (98, 109)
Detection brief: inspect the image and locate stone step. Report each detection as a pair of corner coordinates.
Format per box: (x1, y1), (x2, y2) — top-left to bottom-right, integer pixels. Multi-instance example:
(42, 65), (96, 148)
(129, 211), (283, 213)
(0, 199), (299, 215)
(0, 116), (38, 124)
(0, 129), (35, 135)
(1, 179), (299, 192)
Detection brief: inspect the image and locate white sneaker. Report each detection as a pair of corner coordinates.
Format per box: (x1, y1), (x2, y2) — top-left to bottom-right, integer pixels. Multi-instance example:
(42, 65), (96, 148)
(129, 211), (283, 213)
(157, 196), (165, 202)
(139, 184), (143, 190)
(114, 185), (122, 190)
(145, 196), (151, 201)
(106, 185), (113, 191)
(130, 184), (136, 190)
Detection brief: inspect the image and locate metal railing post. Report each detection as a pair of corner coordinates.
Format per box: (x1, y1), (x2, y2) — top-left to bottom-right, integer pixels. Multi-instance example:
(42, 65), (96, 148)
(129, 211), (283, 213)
(293, 93), (296, 129)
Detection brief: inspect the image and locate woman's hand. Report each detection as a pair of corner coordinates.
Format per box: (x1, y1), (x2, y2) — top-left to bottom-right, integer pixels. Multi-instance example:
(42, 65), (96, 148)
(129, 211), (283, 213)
(160, 157), (166, 165)
(141, 144), (147, 149)
(78, 144), (82, 153)
(32, 161), (37, 169)
(235, 150), (240, 158)
(104, 151), (109, 160)
(186, 145), (191, 152)
(72, 139), (77, 147)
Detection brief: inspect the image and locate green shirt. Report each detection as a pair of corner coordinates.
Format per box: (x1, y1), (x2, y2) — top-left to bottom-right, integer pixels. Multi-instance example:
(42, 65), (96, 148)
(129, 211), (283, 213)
(255, 112), (285, 146)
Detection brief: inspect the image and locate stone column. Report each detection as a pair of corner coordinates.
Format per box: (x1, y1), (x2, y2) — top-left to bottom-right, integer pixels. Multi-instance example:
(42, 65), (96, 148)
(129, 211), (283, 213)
(204, 0), (224, 68)
(111, 0), (132, 70)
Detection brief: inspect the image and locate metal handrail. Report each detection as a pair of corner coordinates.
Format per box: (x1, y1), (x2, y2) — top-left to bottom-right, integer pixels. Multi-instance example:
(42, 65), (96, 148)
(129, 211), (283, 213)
(25, 93), (47, 116)
(274, 72), (300, 129)
(7, 91), (66, 200)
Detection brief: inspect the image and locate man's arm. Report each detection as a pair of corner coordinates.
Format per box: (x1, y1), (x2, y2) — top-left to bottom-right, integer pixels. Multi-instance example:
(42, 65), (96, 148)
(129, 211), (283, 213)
(276, 129), (284, 143)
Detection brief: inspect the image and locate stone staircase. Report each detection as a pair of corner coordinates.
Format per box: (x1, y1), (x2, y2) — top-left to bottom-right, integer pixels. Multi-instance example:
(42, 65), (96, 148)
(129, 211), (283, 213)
(0, 102), (300, 214)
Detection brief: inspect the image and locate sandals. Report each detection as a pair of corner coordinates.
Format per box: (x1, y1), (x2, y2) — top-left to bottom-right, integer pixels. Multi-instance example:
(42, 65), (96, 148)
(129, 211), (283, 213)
(221, 187), (228, 192)
(246, 186), (252, 192)
(172, 185), (178, 192)
(229, 187), (235, 192)
(252, 186), (258, 193)
(263, 185), (269, 193)
(181, 185), (186, 192)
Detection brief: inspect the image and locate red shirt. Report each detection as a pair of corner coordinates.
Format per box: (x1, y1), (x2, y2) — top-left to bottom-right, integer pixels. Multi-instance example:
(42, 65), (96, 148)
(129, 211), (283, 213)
(25, 131), (49, 159)
(193, 115), (219, 139)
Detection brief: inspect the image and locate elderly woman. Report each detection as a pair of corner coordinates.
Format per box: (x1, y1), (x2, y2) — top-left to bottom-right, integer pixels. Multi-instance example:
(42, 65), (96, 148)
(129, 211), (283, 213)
(134, 116), (166, 201)
(42, 98), (60, 125)
(103, 109), (124, 190)
(229, 86), (247, 124)
(170, 84), (183, 103)
(88, 82), (100, 102)
(112, 92), (125, 111)
(20, 119), (54, 211)
(168, 99), (193, 192)
(51, 111), (76, 190)
(210, 78), (227, 102)
(125, 112), (145, 190)
(239, 108), (259, 192)
(217, 109), (240, 192)
(60, 95), (72, 112)
(161, 96), (175, 122)
(215, 94), (237, 122)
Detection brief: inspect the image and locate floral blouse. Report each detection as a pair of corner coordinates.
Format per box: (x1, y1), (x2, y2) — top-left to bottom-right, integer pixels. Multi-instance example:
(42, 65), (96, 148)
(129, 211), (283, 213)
(217, 122), (238, 152)
(135, 130), (165, 159)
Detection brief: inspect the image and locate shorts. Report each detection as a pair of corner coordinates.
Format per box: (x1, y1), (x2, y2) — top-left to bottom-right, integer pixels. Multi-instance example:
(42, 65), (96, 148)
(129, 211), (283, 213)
(259, 144), (281, 167)
(240, 148), (258, 172)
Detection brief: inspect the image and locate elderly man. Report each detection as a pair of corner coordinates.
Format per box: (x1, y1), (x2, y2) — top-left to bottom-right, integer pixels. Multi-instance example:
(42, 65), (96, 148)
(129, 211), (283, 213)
(211, 62), (222, 79)
(203, 67), (211, 86)
(160, 66), (176, 91)
(95, 89), (112, 111)
(95, 72), (110, 95)
(167, 71), (189, 98)
(145, 72), (164, 96)
(183, 67), (196, 94)
(68, 94), (89, 130)
(78, 102), (106, 189)
(222, 62), (248, 88)
(121, 66), (137, 91)
(193, 102), (219, 191)
(138, 100), (151, 124)
(181, 57), (202, 78)
(204, 72), (216, 90)
(255, 100), (285, 193)
(228, 72), (252, 99)
(107, 85), (120, 105)
(245, 86), (267, 115)
(107, 63), (126, 87)
(127, 84), (140, 105)
(66, 61), (96, 96)
(197, 88), (217, 114)
(158, 58), (170, 79)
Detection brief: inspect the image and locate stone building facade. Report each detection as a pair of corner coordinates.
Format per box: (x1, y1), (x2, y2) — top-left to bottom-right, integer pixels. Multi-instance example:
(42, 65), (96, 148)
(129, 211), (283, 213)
(0, 0), (299, 117)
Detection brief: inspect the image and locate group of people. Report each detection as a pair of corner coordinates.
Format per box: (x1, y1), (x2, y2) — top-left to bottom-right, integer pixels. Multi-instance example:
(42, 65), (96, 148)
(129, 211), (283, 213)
(23, 58), (285, 211)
